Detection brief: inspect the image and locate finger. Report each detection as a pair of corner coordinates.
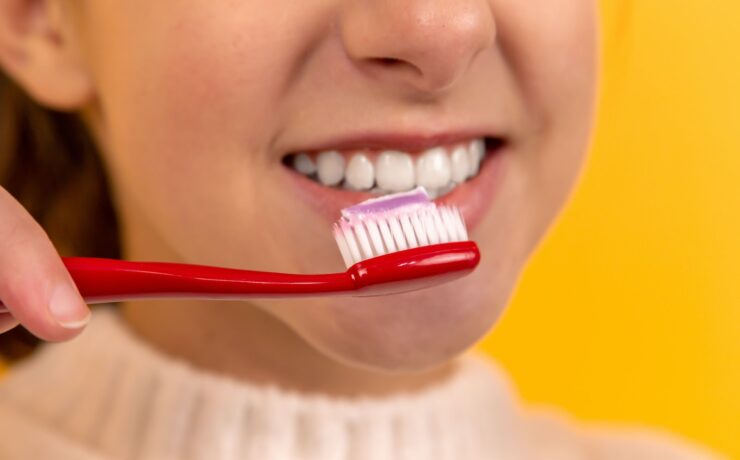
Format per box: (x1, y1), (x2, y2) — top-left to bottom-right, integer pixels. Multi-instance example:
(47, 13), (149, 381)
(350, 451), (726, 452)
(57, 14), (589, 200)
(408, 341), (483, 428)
(0, 187), (91, 341)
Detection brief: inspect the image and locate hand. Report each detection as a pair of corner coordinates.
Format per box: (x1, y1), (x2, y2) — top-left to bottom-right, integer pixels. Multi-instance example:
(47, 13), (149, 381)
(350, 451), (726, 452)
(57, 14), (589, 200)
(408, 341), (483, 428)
(0, 186), (91, 340)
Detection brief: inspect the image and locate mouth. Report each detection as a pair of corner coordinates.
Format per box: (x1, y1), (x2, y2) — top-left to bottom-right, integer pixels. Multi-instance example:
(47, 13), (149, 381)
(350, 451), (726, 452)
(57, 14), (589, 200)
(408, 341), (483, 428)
(280, 133), (507, 232)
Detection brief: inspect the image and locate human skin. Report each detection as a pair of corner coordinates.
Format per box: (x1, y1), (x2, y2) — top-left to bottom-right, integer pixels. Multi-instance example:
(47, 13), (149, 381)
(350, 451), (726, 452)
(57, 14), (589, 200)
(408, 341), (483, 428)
(0, 0), (597, 395)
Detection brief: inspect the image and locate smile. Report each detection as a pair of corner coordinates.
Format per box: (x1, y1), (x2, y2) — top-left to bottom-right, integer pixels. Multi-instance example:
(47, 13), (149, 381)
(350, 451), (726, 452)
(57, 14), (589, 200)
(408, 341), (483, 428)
(281, 133), (507, 233)
(283, 137), (500, 199)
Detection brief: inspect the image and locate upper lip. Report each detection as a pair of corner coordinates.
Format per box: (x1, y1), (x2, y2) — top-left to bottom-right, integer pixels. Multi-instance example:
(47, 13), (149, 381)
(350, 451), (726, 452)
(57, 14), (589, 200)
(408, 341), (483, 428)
(283, 129), (500, 156)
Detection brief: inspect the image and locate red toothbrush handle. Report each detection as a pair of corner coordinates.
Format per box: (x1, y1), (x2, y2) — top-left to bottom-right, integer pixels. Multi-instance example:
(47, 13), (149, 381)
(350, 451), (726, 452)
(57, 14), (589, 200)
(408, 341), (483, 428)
(59, 257), (357, 303)
(0, 242), (479, 309)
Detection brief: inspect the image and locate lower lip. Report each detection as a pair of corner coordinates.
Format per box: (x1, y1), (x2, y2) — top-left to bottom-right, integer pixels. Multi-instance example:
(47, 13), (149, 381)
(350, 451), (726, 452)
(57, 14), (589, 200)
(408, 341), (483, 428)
(281, 144), (508, 233)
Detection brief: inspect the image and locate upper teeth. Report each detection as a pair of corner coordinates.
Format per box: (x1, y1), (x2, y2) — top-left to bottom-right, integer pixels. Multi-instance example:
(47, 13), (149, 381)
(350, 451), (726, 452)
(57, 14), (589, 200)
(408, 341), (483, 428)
(415, 147), (452, 190)
(376, 151), (415, 192)
(316, 150), (345, 186)
(293, 153), (318, 175)
(345, 153), (375, 190)
(290, 139), (487, 198)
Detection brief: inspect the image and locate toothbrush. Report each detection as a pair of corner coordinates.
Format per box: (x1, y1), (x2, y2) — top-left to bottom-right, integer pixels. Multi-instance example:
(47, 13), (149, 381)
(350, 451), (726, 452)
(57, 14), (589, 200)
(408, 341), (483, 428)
(0, 188), (479, 310)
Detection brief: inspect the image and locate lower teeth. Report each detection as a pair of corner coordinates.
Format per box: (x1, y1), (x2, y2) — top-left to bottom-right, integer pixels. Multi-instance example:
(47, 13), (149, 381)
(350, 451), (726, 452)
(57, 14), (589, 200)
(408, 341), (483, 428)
(309, 165), (481, 199)
(359, 181), (461, 199)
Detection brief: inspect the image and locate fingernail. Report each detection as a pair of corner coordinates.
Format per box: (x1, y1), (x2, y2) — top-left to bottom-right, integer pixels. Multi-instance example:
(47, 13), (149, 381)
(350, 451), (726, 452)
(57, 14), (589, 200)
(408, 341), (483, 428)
(49, 283), (91, 329)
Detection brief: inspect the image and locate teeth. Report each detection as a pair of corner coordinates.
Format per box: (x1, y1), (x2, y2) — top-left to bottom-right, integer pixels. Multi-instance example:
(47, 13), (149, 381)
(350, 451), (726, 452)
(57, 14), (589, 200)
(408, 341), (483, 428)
(375, 151), (415, 192)
(292, 153), (317, 175)
(425, 181), (456, 200)
(317, 150), (345, 186)
(289, 138), (490, 196)
(345, 153), (374, 190)
(468, 139), (485, 177)
(415, 147), (452, 190)
(450, 145), (470, 183)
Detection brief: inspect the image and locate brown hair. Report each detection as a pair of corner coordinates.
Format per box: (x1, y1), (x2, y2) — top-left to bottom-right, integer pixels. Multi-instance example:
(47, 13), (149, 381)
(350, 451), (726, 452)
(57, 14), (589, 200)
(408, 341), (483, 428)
(0, 71), (120, 361)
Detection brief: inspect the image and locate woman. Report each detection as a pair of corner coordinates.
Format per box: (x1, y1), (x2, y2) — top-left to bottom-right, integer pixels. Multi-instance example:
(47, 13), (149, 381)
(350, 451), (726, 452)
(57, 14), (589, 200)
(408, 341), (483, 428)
(0, 0), (721, 458)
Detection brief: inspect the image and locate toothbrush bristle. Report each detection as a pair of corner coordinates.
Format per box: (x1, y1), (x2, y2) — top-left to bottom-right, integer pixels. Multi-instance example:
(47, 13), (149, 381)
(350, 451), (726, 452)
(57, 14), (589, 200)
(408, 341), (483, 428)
(333, 187), (469, 268)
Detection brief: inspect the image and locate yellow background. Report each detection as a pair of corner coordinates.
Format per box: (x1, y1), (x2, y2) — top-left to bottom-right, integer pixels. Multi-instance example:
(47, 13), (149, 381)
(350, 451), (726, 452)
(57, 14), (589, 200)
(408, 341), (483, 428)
(479, 1), (739, 458)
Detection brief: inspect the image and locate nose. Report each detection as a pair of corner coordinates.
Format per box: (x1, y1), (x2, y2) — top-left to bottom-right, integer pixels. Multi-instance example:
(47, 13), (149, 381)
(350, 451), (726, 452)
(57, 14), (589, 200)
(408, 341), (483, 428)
(338, 0), (496, 94)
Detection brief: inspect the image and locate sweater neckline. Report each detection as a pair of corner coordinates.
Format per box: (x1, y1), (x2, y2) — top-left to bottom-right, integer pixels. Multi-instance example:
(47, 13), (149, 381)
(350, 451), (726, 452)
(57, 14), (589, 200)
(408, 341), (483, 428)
(0, 306), (528, 459)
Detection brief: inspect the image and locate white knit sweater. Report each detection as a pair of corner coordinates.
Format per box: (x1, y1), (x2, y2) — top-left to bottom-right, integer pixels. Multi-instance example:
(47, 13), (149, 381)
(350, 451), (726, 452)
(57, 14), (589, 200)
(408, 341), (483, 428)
(0, 307), (722, 460)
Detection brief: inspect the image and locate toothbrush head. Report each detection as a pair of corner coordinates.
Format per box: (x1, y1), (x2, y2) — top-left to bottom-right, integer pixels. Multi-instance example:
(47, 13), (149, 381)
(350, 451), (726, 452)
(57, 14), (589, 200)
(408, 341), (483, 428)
(333, 187), (480, 296)
(333, 187), (469, 268)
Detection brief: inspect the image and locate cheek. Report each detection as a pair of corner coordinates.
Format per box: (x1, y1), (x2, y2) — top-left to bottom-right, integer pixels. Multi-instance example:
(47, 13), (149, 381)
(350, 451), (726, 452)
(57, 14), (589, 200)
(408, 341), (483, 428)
(496, 0), (597, 110)
(86, 2), (320, 266)
(111, 9), (281, 175)
(494, 0), (597, 226)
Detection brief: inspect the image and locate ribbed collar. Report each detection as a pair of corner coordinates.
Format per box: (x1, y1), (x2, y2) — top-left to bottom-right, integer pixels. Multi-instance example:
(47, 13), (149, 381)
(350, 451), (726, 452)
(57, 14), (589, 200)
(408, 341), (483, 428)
(0, 307), (528, 460)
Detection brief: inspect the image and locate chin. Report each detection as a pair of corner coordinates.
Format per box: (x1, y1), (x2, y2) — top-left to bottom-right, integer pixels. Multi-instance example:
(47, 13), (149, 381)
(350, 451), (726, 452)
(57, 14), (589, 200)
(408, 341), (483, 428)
(286, 266), (512, 373)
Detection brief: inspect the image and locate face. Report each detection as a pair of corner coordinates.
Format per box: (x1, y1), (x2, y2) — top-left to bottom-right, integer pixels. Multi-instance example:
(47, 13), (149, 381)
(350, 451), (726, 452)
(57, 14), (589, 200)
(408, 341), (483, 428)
(64, 0), (597, 371)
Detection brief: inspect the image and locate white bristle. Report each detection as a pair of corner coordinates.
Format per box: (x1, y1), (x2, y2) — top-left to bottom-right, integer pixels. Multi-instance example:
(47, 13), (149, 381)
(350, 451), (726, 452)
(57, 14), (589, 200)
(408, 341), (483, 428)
(376, 218), (397, 253)
(333, 227), (354, 268)
(388, 216), (408, 251)
(340, 222), (363, 264)
(423, 210), (440, 245)
(333, 198), (470, 268)
(432, 209), (449, 243)
(410, 211), (429, 247)
(399, 214), (419, 248)
(353, 223), (374, 260)
(441, 208), (461, 241)
(365, 219), (386, 256)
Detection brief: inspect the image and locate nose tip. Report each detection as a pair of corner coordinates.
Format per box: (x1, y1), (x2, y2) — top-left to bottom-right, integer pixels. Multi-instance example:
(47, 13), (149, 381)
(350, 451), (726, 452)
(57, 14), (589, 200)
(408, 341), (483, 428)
(340, 0), (496, 94)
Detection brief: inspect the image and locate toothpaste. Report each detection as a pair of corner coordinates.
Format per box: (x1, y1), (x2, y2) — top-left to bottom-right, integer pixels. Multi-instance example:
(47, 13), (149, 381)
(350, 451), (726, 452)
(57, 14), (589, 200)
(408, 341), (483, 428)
(340, 187), (433, 223)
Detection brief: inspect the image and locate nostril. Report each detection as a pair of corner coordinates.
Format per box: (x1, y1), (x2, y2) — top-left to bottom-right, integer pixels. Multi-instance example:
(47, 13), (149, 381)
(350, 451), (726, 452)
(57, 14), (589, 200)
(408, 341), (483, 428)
(373, 57), (403, 67)
(367, 57), (424, 81)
